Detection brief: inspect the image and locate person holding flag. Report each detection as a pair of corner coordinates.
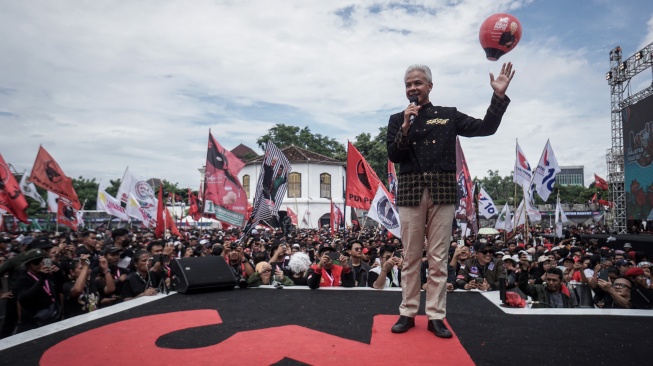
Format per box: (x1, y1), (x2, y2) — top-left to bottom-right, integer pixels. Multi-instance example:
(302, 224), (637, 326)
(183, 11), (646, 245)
(386, 62), (515, 339)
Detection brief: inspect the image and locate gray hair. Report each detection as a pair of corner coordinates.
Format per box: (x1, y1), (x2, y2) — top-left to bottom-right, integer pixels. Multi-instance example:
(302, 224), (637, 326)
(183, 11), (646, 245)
(404, 64), (432, 83)
(287, 252), (312, 274)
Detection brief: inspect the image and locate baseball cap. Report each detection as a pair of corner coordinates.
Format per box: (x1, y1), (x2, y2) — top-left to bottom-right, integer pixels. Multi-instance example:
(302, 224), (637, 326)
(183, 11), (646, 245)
(29, 237), (53, 250)
(538, 255), (551, 263)
(625, 267), (644, 277)
(615, 259), (631, 267)
(102, 246), (122, 255)
(318, 243), (335, 254)
(22, 249), (49, 265)
(624, 243), (632, 249)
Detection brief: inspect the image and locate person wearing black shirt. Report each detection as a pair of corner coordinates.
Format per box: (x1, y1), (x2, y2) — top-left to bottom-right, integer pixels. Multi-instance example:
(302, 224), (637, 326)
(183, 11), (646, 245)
(121, 250), (161, 301)
(14, 249), (61, 333)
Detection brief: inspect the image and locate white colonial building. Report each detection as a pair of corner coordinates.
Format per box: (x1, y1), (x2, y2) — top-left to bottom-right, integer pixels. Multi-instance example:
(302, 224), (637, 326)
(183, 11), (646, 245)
(237, 145), (347, 228)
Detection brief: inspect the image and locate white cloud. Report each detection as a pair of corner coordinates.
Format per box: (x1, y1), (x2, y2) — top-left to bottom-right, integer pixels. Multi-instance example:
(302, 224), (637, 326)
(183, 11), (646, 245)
(0, 0), (652, 195)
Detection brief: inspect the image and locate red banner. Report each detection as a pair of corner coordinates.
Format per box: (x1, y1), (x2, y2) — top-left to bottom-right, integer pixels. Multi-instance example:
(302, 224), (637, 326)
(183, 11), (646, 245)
(203, 131), (248, 227)
(155, 185), (165, 239)
(346, 141), (388, 210)
(387, 160), (397, 203)
(286, 207), (298, 225)
(0, 153), (29, 223)
(29, 146), (81, 209)
(57, 197), (79, 231)
(594, 174), (608, 191)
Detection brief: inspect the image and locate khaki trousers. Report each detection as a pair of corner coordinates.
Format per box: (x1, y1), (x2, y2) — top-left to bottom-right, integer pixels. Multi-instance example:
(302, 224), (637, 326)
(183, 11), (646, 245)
(398, 188), (454, 320)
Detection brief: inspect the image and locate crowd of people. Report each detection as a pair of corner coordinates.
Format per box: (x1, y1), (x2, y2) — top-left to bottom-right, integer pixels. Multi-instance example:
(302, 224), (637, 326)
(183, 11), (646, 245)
(0, 224), (651, 338)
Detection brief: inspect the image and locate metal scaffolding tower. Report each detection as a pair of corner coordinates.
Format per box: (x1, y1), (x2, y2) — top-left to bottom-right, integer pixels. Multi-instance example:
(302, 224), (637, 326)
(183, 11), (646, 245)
(605, 42), (653, 234)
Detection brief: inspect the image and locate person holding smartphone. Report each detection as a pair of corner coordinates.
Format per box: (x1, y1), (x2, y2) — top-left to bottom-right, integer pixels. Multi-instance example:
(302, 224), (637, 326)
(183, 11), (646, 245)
(306, 244), (354, 289)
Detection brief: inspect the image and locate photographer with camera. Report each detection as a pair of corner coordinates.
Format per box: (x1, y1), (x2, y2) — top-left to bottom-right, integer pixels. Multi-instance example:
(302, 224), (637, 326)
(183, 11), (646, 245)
(370, 245), (402, 289)
(306, 243), (354, 289)
(456, 241), (506, 291)
(226, 244), (254, 288)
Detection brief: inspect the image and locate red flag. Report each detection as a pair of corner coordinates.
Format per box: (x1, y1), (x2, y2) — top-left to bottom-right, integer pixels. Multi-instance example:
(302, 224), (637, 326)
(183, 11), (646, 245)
(57, 197), (79, 230)
(204, 131), (247, 227)
(330, 200), (336, 235)
(155, 185), (165, 239)
(0, 153), (29, 223)
(189, 190), (202, 221)
(346, 141), (388, 210)
(350, 207), (360, 232)
(29, 146), (81, 209)
(598, 199), (613, 208)
(455, 137), (476, 233)
(387, 160), (397, 202)
(594, 174), (608, 190)
(165, 208), (182, 237)
(286, 207), (298, 225)
(591, 193), (597, 204)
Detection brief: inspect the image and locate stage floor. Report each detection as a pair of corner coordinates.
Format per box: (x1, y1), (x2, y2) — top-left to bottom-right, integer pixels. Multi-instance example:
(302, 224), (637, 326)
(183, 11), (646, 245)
(1, 287), (651, 366)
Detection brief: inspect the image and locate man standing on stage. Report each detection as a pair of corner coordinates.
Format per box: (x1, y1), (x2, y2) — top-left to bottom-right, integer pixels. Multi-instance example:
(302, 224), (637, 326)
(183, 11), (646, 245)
(386, 62), (515, 338)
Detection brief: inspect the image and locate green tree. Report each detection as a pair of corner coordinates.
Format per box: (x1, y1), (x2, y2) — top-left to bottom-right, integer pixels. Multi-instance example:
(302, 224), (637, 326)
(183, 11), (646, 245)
(474, 170), (519, 206)
(72, 176), (99, 210)
(257, 124), (346, 161)
(352, 126), (388, 182)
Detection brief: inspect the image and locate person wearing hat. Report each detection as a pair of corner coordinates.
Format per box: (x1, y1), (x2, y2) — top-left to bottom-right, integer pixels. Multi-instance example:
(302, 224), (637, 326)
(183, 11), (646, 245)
(625, 267), (653, 309)
(306, 243), (354, 289)
(623, 242), (633, 253)
(615, 259), (633, 276)
(13, 249), (62, 333)
(597, 276), (635, 309)
(456, 241), (507, 292)
(502, 255), (519, 290)
(247, 261), (294, 287)
(98, 246), (127, 306)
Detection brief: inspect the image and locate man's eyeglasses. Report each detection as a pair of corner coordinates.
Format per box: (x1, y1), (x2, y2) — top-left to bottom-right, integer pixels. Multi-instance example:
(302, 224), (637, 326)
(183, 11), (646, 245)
(352, 247), (362, 251)
(612, 283), (631, 289)
(479, 250), (494, 255)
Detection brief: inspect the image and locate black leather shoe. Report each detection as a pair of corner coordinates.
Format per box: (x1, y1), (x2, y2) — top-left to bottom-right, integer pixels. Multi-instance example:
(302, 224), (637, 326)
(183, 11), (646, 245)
(427, 319), (452, 339)
(391, 315), (415, 333)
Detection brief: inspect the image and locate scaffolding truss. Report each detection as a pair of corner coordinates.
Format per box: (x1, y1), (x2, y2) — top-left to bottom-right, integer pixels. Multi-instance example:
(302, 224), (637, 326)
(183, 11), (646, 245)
(606, 42), (653, 233)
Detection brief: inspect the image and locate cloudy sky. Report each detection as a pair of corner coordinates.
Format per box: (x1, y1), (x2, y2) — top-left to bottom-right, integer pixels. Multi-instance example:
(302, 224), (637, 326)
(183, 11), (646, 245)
(1, 0), (652, 193)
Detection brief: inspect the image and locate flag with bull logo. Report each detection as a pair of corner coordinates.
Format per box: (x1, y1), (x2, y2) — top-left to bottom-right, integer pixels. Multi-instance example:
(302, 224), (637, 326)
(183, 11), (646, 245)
(594, 174), (608, 190)
(346, 141), (388, 210)
(57, 196), (79, 230)
(0, 153), (30, 223)
(286, 207), (298, 225)
(29, 146), (81, 210)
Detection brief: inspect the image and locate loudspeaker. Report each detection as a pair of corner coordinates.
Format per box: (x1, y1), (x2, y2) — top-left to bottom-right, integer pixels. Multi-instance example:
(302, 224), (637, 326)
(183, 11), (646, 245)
(170, 256), (237, 294)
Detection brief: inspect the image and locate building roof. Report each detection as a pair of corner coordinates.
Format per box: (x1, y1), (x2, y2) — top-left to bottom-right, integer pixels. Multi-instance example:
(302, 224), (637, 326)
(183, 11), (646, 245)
(231, 143), (259, 160)
(245, 145), (344, 166)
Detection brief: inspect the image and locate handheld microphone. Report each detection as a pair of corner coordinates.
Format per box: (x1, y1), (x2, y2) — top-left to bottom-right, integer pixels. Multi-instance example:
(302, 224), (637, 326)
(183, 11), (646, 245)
(408, 95), (419, 125)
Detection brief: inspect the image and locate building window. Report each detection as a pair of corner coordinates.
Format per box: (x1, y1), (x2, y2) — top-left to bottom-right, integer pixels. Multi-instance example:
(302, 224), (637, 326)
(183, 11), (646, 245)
(320, 173), (331, 198)
(242, 175), (250, 199)
(288, 172), (301, 198)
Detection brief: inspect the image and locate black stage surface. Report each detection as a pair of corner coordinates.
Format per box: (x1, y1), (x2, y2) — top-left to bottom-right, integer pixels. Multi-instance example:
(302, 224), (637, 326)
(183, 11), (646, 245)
(1, 288), (651, 366)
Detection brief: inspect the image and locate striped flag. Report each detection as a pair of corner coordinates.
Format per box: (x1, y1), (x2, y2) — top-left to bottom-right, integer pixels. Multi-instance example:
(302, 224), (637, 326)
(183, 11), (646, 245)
(249, 141), (290, 226)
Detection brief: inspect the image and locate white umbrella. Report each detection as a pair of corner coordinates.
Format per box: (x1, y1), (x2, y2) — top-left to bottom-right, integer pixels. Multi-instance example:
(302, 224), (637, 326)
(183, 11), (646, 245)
(478, 227), (499, 235)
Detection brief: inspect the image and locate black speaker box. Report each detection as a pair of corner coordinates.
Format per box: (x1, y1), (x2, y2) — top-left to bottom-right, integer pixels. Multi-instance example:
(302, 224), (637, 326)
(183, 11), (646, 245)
(170, 256), (237, 294)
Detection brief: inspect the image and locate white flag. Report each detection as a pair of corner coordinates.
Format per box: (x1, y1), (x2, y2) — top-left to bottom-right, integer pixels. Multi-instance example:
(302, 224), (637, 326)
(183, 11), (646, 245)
(97, 180), (130, 221)
(47, 191), (58, 213)
(513, 200), (526, 228)
(367, 185), (401, 238)
(19, 171), (46, 208)
(532, 140), (561, 202)
(513, 141), (533, 189)
(478, 187), (498, 219)
(126, 193), (155, 228)
(117, 167), (157, 225)
(555, 194), (569, 237)
(522, 184), (542, 222)
(494, 204), (513, 231)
